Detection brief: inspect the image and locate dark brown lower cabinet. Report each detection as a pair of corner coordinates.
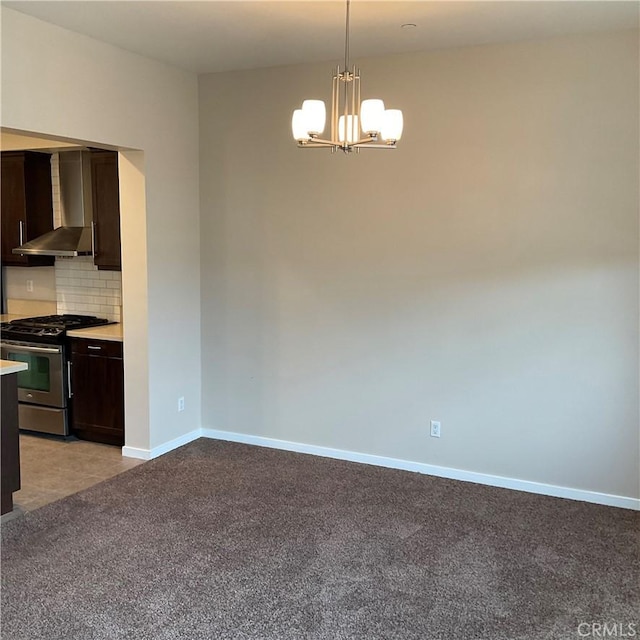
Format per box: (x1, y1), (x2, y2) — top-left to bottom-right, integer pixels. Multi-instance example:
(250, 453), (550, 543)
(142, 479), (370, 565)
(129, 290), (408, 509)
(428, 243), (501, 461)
(70, 338), (124, 446)
(1, 373), (21, 515)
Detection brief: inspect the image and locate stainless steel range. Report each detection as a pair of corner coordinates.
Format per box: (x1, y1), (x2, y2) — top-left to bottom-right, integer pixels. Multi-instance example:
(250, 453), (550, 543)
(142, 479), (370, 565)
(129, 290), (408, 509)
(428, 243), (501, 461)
(1, 315), (112, 436)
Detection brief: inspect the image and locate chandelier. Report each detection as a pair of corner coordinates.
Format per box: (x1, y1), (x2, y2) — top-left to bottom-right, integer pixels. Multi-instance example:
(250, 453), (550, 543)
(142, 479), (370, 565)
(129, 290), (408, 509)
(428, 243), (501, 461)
(291, 0), (403, 153)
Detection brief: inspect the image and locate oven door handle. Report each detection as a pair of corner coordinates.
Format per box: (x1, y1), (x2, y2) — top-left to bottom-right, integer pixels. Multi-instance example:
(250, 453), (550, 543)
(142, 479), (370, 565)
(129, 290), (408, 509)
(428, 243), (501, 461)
(67, 361), (73, 398)
(2, 344), (61, 354)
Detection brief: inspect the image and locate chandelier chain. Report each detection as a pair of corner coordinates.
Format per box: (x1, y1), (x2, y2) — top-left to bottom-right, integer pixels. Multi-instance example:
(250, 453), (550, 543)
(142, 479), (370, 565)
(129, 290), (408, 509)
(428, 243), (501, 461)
(344, 0), (351, 71)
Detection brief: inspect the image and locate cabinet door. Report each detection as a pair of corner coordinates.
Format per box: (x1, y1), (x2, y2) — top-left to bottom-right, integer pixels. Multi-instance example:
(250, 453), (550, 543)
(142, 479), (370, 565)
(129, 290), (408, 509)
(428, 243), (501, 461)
(24, 152), (57, 245)
(90, 151), (122, 271)
(71, 342), (124, 446)
(1, 152), (54, 267)
(1, 154), (27, 266)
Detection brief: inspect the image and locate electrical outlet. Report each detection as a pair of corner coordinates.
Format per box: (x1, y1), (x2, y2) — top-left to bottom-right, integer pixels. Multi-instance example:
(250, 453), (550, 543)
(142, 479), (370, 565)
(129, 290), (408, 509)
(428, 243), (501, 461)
(430, 420), (441, 438)
(178, 396), (185, 412)
(26, 279), (34, 293)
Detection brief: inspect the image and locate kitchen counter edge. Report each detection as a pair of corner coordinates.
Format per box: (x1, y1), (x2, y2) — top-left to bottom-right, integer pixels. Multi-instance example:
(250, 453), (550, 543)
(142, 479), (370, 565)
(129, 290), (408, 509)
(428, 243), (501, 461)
(1, 360), (29, 376)
(67, 323), (123, 342)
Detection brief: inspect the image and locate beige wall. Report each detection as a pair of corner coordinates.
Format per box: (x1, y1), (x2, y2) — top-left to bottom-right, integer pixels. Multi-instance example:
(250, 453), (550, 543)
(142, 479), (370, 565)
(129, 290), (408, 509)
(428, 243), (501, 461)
(199, 30), (639, 499)
(2, 7), (202, 451)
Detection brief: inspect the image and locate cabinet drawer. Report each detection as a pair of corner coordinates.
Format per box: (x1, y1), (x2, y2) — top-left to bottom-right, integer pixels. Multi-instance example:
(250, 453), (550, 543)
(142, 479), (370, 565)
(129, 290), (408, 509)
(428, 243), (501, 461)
(71, 338), (122, 358)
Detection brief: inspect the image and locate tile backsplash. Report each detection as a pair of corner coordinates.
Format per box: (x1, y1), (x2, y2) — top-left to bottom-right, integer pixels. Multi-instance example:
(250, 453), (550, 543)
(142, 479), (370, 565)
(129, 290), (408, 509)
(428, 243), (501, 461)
(55, 258), (122, 322)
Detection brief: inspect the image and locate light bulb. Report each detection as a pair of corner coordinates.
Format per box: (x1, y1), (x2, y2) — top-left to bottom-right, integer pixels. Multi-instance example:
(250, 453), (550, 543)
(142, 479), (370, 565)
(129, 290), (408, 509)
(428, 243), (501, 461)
(301, 99), (326, 135)
(381, 109), (403, 142)
(360, 99), (385, 134)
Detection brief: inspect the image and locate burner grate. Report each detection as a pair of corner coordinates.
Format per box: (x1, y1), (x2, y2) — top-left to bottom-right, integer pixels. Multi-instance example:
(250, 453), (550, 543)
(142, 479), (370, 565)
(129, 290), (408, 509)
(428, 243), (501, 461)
(7, 314), (106, 328)
(1, 315), (111, 344)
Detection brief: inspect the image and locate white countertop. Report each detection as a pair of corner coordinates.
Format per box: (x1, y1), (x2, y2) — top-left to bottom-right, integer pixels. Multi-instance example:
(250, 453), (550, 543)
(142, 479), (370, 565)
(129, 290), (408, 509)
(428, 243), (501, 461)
(67, 323), (123, 342)
(0, 314), (33, 323)
(1, 360), (28, 376)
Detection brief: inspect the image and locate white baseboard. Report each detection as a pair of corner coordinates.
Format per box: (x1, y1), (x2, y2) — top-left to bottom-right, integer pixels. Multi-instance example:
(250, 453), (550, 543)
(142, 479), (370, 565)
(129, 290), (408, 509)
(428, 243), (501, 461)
(201, 428), (640, 511)
(121, 445), (151, 460)
(122, 428), (202, 461)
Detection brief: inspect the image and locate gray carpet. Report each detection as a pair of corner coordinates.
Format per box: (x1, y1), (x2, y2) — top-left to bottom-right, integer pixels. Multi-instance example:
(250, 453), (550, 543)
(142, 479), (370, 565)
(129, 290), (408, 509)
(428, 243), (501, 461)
(2, 439), (638, 640)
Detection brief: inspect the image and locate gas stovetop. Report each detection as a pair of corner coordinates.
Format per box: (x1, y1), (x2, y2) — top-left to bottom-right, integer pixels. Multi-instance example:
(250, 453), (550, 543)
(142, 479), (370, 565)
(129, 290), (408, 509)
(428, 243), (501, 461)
(1, 314), (112, 343)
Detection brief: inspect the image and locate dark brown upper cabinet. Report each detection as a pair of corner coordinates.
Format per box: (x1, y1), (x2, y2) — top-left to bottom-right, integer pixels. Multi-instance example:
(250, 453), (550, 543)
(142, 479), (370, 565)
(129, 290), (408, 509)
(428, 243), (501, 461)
(1, 151), (55, 267)
(90, 150), (122, 271)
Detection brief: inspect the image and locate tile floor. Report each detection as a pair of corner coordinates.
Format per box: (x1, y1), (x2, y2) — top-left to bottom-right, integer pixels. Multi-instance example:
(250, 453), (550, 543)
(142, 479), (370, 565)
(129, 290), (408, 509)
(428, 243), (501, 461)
(9, 433), (144, 515)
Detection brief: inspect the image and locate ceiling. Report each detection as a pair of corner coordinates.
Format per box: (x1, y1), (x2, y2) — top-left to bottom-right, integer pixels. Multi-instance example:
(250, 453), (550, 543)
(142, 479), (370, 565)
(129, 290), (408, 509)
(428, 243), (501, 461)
(4, 1), (639, 74)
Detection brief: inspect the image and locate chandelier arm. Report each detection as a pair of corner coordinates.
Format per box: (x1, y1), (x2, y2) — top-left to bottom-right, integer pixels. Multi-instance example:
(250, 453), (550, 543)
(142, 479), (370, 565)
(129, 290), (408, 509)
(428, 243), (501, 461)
(300, 137), (336, 146)
(301, 135), (395, 149)
(353, 143), (397, 149)
(298, 142), (337, 148)
(342, 133), (379, 146)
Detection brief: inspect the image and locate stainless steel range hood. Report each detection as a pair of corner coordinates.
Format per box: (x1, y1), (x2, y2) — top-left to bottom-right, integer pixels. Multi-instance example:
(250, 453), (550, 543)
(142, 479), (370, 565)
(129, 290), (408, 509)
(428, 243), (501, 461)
(13, 150), (94, 257)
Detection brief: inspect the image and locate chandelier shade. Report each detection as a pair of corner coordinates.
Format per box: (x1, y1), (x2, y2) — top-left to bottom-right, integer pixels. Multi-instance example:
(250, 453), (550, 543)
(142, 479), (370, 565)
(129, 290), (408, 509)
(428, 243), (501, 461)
(291, 0), (403, 154)
(360, 99), (385, 135)
(381, 109), (404, 141)
(338, 115), (360, 144)
(301, 100), (326, 135)
(291, 109), (307, 141)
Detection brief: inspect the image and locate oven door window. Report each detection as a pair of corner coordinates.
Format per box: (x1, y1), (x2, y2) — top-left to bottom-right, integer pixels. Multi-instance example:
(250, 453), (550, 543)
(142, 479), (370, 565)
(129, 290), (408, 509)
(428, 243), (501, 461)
(8, 353), (51, 392)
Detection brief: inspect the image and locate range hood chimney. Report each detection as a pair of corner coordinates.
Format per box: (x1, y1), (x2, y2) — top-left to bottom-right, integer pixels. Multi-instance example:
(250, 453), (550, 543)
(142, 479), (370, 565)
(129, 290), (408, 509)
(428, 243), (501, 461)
(13, 150), (94, 257)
